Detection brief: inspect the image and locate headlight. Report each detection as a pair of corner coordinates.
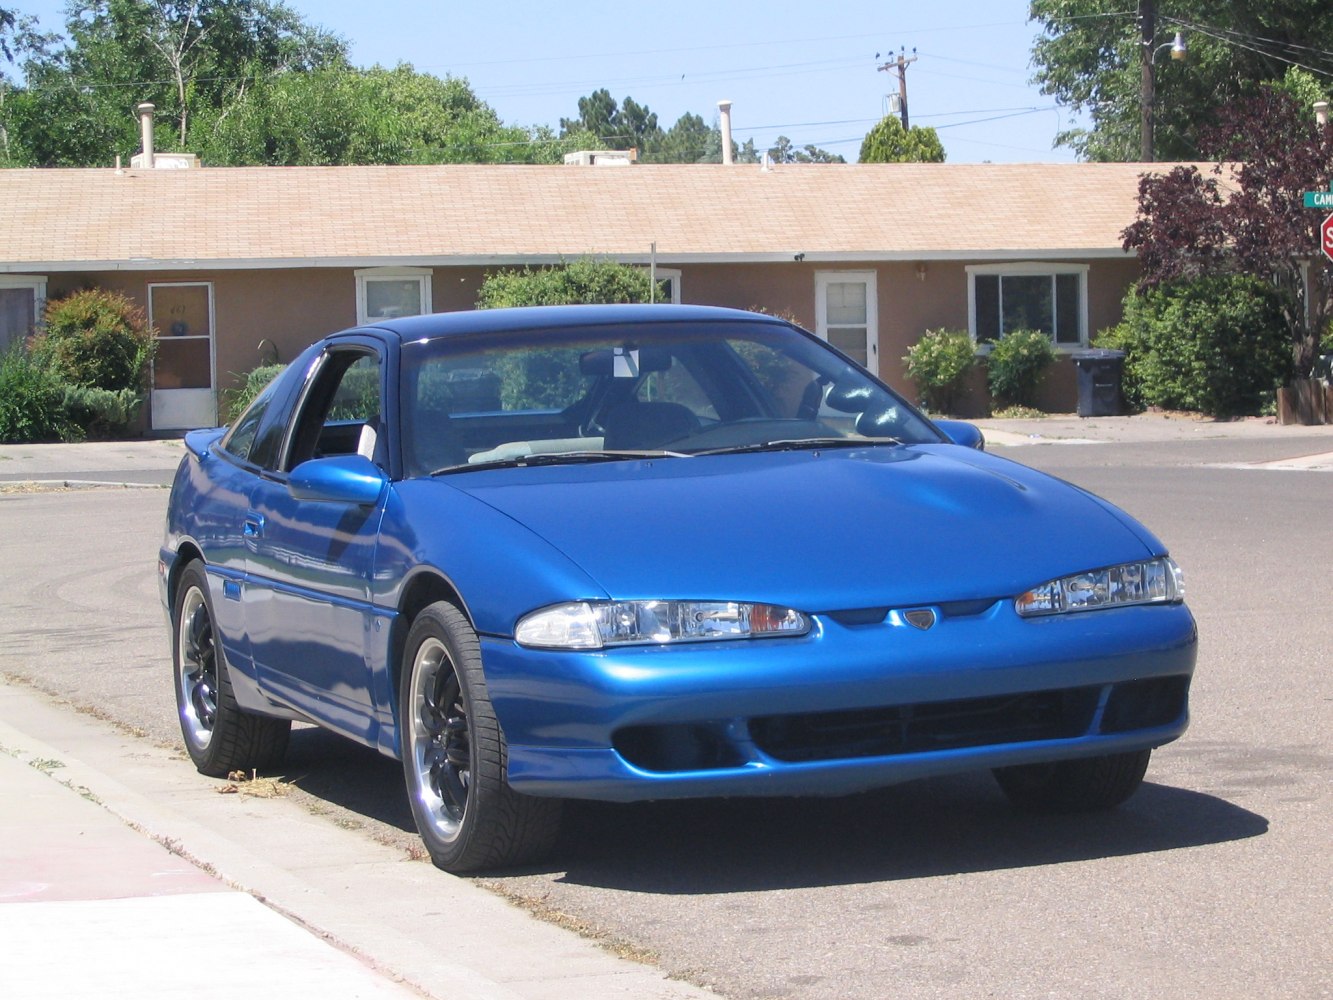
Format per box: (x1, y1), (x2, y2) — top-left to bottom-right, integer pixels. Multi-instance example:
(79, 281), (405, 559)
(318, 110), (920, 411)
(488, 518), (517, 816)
(1015, 557), (1184, 618)
(515, 600), (811, 649)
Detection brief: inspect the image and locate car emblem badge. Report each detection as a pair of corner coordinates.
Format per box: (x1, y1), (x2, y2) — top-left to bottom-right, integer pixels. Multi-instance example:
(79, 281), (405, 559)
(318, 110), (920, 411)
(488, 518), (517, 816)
(904, 609), (937, 631)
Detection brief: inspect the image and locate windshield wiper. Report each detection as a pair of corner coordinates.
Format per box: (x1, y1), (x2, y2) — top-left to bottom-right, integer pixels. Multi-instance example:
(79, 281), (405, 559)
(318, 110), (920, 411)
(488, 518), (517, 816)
(430, 449), (687, 476)
(693, 437), (901, 457)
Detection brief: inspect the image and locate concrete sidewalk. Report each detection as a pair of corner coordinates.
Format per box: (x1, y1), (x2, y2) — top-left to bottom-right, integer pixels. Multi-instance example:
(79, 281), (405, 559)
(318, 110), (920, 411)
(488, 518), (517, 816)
(971, 411), (1333, 448)
(0, 694), (421, 999)
(0, 682), (713, 1000)
(0, 439), (184, 487)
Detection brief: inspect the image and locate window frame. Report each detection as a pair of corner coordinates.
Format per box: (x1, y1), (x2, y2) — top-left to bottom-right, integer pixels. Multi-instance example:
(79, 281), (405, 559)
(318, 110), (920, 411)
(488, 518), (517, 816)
(281, 342), (386, 473)
(0, 274), (48, 353)
(648, 267), (683, 304)
(355, 267), (433, 325)
(966, 262), (1089, 351)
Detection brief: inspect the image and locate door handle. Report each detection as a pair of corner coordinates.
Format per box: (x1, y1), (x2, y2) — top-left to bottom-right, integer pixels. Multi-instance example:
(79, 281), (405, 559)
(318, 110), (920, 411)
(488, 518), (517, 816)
(243, 515), (264, 539)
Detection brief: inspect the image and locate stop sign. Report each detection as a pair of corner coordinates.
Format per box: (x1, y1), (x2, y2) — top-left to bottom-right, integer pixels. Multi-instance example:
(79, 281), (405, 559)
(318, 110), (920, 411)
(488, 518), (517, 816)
(1323, 212), (1333, 263)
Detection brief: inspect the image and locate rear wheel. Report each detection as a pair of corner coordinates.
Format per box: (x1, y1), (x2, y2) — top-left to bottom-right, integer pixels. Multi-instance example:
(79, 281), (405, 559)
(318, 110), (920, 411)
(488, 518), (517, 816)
(993, 749), (1151, 813)
(400, 601), (561, 872)
(173, 561), (289, 777)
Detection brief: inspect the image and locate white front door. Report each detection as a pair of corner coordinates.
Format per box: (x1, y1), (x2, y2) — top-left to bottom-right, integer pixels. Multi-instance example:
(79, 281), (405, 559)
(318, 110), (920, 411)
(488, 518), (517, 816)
(150, 282), (217, 430)
(815, 271), (878, 376)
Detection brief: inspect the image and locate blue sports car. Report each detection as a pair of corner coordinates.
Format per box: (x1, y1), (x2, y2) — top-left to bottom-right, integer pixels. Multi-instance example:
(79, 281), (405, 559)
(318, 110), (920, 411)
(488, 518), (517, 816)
(161, 304), (1196, 872)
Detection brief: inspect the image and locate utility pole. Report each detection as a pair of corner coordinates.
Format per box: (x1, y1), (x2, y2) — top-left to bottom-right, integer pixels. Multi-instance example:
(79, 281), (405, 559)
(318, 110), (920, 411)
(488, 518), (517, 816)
(1140, 0), (1156, 162)
(877, 48), (917, 130)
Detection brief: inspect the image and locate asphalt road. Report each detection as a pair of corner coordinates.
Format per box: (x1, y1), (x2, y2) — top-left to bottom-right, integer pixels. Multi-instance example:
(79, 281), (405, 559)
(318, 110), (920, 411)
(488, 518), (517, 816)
(1, 436), (1329, 1000)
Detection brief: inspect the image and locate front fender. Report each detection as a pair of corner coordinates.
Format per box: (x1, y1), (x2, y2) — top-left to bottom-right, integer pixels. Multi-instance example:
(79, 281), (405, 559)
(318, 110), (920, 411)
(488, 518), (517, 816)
(376, 479), (609, 637)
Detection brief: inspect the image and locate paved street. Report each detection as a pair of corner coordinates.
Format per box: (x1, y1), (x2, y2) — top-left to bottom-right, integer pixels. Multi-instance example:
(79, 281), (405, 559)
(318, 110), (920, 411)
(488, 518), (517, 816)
(1, 420), (1330, 999)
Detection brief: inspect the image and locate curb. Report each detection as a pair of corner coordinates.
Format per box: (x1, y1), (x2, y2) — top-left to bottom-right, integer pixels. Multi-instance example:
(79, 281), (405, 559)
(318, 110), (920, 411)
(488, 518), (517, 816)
(0, 681), (714, 1000)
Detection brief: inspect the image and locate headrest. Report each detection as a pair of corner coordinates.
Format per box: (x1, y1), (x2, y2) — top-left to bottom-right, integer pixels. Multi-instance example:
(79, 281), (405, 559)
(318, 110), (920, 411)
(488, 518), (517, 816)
(579, 346), (673, 377)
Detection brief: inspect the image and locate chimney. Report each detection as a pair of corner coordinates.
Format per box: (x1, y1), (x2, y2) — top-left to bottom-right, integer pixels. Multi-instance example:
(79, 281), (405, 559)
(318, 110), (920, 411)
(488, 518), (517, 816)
(137, 102), (155, 169)
(717, 99), (734, 166)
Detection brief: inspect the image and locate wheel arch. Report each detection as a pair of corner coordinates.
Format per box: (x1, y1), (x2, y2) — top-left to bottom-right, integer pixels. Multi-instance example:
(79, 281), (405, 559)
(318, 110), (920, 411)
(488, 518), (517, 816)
(390, 568), (474, 714)
(166, 541), (205, 609)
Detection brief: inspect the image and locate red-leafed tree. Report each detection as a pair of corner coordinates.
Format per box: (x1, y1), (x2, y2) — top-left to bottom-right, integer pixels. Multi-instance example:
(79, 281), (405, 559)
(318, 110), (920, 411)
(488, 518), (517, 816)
(1122, 88), (1333, 374)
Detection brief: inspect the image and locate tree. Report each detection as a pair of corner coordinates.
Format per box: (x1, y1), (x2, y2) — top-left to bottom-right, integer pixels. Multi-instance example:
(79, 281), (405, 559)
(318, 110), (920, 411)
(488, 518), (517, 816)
(735, 137), (760, 164)
(560, 88), (663, 152)
(858, 115), (945, 163)
(768, 135), (846, 164)
(0, 7), (15, 61)
(1030, 0), (1333, 161)
(1121, 85), (1333, 373)
(643, 111), (710, 163)
(1, 3), (580, 167)
(3, 0), (347, 166)
(194, 64), (584, 165)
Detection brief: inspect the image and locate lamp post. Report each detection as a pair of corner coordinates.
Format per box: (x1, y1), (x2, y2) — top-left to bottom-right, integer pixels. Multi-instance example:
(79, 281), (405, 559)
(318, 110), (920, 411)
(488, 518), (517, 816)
(1139, 0), (1187, 161)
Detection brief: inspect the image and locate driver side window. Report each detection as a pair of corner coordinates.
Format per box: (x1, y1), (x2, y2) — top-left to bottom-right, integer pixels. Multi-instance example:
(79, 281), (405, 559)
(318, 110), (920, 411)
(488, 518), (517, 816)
(285, 350), (384, 471)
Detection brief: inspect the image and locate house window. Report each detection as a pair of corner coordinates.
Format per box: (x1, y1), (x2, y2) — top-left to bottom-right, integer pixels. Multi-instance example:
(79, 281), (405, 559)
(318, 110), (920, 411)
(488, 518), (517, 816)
(649, 267), (682, 304)
(355, 268), (432, 325)
(967, 264), (1088, 348)
(815, 271), (878, 375)
(0, 275), (47, 354)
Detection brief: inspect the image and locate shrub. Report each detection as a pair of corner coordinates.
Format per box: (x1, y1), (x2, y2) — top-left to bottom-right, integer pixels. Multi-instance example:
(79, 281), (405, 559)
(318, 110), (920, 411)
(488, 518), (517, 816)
(35, 289), (155, 392)
(986, 329), (1055, 409)
(903, 329), (976, 413)
(1099, 275), (1292, 417)
(60, 385), (144, 439)
(0, 344), (77, 443)
(226, 364), (285, 422)
(477, 257), (663, 308)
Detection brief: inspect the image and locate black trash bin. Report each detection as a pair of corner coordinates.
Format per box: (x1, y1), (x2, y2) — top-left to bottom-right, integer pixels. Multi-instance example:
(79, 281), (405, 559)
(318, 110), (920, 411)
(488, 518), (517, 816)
(1072, 349), (1126, 417)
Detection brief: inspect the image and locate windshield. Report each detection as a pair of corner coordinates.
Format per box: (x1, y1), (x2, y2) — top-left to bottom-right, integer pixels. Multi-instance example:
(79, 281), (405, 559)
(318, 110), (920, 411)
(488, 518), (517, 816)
(399, 319), (941, 477)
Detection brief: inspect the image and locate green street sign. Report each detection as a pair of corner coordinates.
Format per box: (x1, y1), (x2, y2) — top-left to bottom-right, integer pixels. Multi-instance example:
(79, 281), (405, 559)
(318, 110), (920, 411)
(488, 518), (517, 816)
(1304, 190), (1333, 208)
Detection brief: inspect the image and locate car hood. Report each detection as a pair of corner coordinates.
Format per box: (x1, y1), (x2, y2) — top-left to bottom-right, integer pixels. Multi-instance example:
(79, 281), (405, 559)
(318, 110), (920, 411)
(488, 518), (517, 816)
(440, 445), (1162, 611)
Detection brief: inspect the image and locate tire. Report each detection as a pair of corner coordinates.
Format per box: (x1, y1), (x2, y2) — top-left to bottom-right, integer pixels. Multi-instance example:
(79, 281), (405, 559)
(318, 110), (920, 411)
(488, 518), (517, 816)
(993, 749), (1151, 813)
(400, 601), (561, 872)
(172, 561), (290, 777)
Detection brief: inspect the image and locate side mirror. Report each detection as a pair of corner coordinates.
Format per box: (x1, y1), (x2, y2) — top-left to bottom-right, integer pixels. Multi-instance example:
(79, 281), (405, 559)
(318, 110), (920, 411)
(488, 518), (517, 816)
(288, 455), (387, 506)
(933, 420), (986, 451)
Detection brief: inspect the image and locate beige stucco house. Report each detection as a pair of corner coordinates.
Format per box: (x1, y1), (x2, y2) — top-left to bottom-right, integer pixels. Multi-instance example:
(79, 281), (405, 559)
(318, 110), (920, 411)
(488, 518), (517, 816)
(0, 160), (1163, 430)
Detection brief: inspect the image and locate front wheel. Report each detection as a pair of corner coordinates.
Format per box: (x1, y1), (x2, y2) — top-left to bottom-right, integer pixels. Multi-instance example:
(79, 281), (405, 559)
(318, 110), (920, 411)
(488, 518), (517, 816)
(993, 749), (1152, 813)
(400, 601), (561, 872)
(173, 560), (289, 777)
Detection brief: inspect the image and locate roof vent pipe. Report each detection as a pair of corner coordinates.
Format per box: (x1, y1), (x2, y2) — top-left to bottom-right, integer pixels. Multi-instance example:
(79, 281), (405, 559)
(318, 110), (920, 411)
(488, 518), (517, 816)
(137, 102), (155, 169)
(717, 99), (734, 166)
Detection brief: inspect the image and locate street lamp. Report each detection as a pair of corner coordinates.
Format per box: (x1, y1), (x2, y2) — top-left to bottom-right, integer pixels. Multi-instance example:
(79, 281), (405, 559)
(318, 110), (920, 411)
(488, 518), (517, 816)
(1140, 0), (1188, 161)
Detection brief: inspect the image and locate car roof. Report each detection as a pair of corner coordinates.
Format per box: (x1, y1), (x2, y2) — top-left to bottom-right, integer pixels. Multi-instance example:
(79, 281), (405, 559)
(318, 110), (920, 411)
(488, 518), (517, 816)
(365, 303), (790, 342)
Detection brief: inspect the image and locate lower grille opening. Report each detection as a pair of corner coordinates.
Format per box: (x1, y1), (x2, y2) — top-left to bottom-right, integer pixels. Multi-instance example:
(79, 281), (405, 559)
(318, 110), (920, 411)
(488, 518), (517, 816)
(750, 688), (1101, 764)
(1100, 675), (1189, 733)
(614, 722), (746, 773)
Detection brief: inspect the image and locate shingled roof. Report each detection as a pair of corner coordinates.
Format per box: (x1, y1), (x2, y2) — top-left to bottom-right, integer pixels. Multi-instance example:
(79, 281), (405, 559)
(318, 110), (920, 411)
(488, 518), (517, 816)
(0, 162), (1184, 271)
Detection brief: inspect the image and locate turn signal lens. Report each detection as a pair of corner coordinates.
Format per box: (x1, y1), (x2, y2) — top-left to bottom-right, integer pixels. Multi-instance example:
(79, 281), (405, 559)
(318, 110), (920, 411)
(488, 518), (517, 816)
(1015, 557), (1184, 618)
(515, 600), (810, 649)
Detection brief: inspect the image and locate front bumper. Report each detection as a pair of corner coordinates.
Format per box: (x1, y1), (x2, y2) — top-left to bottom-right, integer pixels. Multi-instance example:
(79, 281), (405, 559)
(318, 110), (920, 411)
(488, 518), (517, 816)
(483, 599), (1198, 801)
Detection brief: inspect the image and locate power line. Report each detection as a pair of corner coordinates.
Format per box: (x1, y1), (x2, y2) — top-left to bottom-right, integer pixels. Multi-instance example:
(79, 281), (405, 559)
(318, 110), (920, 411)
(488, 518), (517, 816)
(1165, 18), (1333, 77)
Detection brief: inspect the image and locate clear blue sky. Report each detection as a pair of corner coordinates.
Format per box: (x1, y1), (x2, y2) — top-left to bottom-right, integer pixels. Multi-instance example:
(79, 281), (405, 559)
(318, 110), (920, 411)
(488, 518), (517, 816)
(10, 0), (1092, 163)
